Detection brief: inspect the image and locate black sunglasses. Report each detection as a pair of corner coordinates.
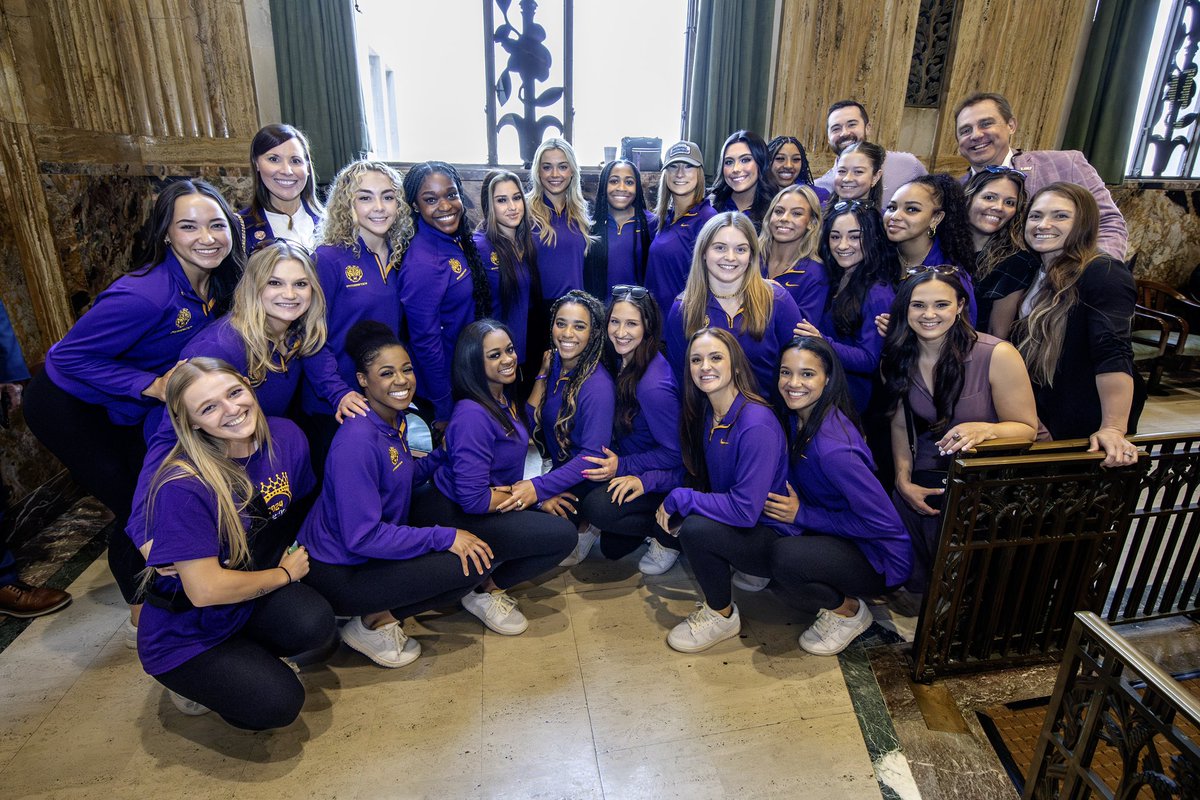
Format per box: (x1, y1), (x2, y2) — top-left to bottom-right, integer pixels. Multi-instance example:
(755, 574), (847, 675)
(611, 284), (650, 300)
(833, 199), (870, 213)
(982, 165), (1026, 180)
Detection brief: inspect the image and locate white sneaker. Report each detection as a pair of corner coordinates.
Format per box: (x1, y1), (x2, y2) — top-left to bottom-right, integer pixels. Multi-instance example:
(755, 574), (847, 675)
(799, 600), (873, 656)
(559, 527), (598, 567)
(340, 617), (421, 668)
(731, 571), (771, 592)
(638, 539), (680, 575)
(122, 618), (137, 650)
(461, 590), (529, 635)
(667, 602), (741, 653)
(168, 690), (210, 716)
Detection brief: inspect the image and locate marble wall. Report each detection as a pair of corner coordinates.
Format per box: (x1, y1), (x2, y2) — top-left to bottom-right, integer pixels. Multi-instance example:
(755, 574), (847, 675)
(1116, 186), (1200, 286)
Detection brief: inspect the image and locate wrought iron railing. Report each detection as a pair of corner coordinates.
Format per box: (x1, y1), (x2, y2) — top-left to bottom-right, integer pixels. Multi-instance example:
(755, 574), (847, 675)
(1022, 611), (1200, 799)
(1128, 0), (1200, 180)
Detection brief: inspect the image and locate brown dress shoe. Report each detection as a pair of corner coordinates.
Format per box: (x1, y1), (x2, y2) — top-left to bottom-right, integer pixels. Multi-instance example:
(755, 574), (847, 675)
(0, 581), (72, 618)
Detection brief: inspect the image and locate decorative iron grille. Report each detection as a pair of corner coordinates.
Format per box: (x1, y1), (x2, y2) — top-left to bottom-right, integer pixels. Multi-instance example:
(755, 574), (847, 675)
(905, 0), (959, 108)
(1129, 0), (1200, 179)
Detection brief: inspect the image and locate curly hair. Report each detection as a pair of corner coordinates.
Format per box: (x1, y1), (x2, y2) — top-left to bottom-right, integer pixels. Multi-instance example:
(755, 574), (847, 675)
(402, 161), (492, 321)
(534, 290), (607, 461)
(965, 170), (1030, 282)
(766, 135), (815, 187)
(880, 271), (977, 431)
(228, 239), (327, 387)
(317, 160), (413, 275)
(900, 174), (978, 279)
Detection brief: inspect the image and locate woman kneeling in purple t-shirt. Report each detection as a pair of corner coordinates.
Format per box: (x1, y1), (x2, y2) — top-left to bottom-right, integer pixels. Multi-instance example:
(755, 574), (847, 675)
(139, 358), (333, 729)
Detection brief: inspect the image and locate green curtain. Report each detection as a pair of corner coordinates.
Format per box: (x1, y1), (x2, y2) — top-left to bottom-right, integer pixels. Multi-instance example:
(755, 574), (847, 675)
(684, 0), (777, 176)
(1062, 0), (1159, 183)
(269, 0), (369, 184)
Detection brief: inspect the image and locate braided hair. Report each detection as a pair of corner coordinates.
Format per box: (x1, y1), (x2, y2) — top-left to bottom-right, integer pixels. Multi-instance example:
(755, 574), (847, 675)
(402, 161), (492, 320)
(766, 135), (815, 186)
(535, 290), (607, 461)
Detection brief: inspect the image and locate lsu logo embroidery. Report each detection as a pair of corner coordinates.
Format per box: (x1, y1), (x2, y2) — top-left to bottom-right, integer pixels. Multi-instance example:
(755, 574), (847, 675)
(254, 230), (266, 241)
(174, 308), (192, 329)
(449, 258), (465, 278)
(259, 472), (292, 518)
(490, 252), (500, 268)
(389, 446), (402, 470)
(345, 264), (364, 283)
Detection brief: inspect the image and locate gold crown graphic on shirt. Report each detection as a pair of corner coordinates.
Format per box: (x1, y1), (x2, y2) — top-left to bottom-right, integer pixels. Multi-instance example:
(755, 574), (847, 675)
(259, 472), (292, 506)
(449, 258), (464, 275)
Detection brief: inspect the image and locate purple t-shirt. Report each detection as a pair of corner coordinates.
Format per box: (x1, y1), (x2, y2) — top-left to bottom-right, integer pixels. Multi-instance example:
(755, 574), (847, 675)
(299, 409), (455, 565)
(399, 220), (478, 421)
(44, 251), (216, 425)
(137, 417), (315, 675)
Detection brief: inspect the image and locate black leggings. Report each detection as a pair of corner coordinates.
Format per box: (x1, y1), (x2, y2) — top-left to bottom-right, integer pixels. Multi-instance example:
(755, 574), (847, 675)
(24, 370), (148, 603)
(409, 484), (576, 590)
(580, 486), (679, 560)
(152, 583), (335, 731)
(677, 515), (886, 613)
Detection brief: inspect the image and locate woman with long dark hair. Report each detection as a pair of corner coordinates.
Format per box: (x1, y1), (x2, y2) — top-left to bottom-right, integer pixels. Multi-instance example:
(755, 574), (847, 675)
(881, 270), (1038, 592)
(497, 291), (615, 563)
(25, 180), (244, 626)
(709, 130), (778, 230)
(963, 167), (1039, 338)
(583, 159), (656, 298)
(399, 161), (493, 432)
(138, 358), (333, 728)
(1013, 182), (1142, 464)
(795, 201), (895, 413)
(475, 170), (542, 371)
(655, 329), (788, 653)
(764, 336), (911, 654)
(576, 286), (684, 573)
(237, 123), (323, 253)
(412, 319), (576, 632)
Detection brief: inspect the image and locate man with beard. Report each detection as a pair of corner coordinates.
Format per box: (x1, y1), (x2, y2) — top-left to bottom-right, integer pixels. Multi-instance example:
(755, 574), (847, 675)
(814, 100), (927, 207)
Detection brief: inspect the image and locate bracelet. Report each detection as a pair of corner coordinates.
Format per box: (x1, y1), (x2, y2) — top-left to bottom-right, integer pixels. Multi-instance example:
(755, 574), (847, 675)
(534, 374), (548, 381)
(279, 565), (293, 584)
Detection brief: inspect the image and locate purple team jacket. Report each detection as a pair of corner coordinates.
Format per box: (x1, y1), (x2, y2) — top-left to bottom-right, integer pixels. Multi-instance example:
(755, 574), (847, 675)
(528, 355), (615, 500)
(611, 353), (683, 494)
(819, 279), (896, 413)
(434, 397), (530, 515)
(532, 198), (588, 300)
(474, 231), (534, 363)
(645, 200), (717, 315)
(299, 409), (455, 565)
(764, 255), (827, 324)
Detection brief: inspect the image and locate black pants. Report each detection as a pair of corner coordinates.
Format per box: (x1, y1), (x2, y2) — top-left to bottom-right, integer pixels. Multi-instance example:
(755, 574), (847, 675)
(152, 582), (335, 731)
(409, 484), (576, 589)
(678, 515), (886, 613)
(24, 370), (148, 603)
(580, 486), (679, 560)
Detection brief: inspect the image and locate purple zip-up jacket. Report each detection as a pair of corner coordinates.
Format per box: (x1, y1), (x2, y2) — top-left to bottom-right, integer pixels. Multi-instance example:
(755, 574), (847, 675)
(663, 393), (788, 531)
(474, 232), (533, 363)
(645, 199), (717, 316)
(44, 250), (215, 425)
(138, 417), (314, 675)
(127, 318), (353, 547)
(604, 210), (657, 291)
(299, 409), (455, 565)
(527, 354), (615, 499)
(302, 238), (401, 415)
(532, 198), (588, 300)
(434, 397), (529, 514)
(820, 280), (896, 413)
(612, 353), (683, 493)
(765, 255), (827, 323)
(781, 408), (911, 586)
(399, 219), (477, 421)
(665, 283), (803, 397)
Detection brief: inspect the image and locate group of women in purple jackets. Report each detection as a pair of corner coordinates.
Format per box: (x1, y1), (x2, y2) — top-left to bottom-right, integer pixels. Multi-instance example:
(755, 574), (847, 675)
(23, 121), (1141, 730)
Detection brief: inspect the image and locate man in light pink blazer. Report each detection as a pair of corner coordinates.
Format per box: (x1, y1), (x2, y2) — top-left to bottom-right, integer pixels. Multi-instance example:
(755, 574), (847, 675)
(954, 91), (1128, 262)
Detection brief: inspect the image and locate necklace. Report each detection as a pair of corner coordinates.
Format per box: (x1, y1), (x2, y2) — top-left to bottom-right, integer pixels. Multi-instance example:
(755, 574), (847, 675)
(712, 289), (741, 300)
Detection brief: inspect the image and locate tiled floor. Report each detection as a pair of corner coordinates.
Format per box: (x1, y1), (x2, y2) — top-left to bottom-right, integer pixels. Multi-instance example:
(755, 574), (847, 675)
(2, 379), (1198, 799)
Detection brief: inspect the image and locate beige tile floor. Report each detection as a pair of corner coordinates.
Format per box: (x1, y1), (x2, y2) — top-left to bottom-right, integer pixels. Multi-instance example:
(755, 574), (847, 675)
(3, 382), (1196, 800)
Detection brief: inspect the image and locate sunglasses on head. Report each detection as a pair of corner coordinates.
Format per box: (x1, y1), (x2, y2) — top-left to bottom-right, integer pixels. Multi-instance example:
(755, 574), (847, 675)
(902, 264), (961, 280)
(833, 199), (870, 213)
(982, 165), (1026, 180)
(611, 284), (650, 300)
(268, 237), (314, 256)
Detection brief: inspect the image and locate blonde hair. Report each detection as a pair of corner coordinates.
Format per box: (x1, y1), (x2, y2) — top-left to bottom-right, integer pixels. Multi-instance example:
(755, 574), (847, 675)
(229, 240), (327, 387)
(525, 138), (594, 250)
(147, 358), (272, 570)
(759, 184), (823, 266)
(317, 160), (413, 274)
(655, 164), (707, 232)
(680, 213), (774, 341)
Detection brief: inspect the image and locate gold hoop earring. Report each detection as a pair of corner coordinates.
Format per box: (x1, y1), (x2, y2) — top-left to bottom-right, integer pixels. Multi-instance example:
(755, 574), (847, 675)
(928, 224), (938, 238)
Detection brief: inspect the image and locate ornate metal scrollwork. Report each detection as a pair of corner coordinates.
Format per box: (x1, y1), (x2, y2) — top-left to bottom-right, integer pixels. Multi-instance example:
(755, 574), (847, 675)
(1132, 0), (1200, 178)
(482, 0), (573, 167)
(906, 0), (958, 107)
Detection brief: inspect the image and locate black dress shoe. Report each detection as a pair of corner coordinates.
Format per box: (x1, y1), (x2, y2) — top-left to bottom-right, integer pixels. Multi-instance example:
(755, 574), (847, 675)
(0, 581), (72, 618)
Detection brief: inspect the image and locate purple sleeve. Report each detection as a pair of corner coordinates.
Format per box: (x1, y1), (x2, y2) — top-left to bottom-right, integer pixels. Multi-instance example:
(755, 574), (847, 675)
(446, 406), (498, 515)
(664, 300), (686, 380)
(637, 466), (685, 494)
(301, 344), (354, 409)
(830, 284), (893, 374)
(772, 289), (803, 347)
(792, 444), (901, 541)
(49, 290), (162, 400)
(619, 380), (682, 476)
(530, 375), (615, 500)
(663, 420), (782, 527)
(127, 411), (179, 547)
(399, 258), (454, 421)
(145, 478), (220, 567)
(326, 437), (456, 560)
